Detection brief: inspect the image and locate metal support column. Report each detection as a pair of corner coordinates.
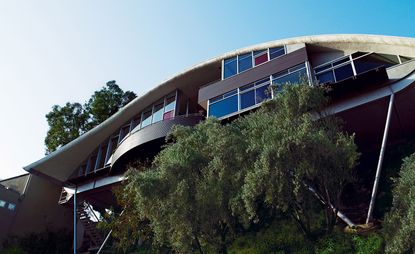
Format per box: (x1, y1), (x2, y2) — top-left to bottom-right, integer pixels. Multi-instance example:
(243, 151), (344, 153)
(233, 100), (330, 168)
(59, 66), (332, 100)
(73, 186), (77, 254)
(366, 93), (394, 224)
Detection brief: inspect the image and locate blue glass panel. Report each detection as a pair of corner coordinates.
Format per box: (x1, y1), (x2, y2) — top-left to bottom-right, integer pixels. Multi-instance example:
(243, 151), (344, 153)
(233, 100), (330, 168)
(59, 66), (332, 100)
(269, 47), (285, 60)
(164, 100), (176, 112)
(255, 85), (271, 104)
(238, 53), (252, 72)
(240, 90), (255, 110)
(354, 54), (397, 74)
(316, 70), (335, 84)
(334, 64), (354, 81)
(273, 69), (306, 86)
(224, 89), (237, 98)
(224, 57), (237, 79)
(209, 95), (238, 118)
(141, 113), (152, 128)
(152, 108), (163, 123)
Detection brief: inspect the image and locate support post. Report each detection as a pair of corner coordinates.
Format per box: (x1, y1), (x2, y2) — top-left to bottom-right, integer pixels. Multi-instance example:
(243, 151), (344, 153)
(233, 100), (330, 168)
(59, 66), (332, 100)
(366, 93), (394, 224)
(73, 186), (77, 254)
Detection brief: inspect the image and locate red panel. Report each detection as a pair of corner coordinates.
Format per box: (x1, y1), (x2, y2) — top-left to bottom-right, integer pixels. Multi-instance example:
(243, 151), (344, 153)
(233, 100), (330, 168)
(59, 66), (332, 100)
(163, 111), (174, 120)
(255, 53), (268, 66)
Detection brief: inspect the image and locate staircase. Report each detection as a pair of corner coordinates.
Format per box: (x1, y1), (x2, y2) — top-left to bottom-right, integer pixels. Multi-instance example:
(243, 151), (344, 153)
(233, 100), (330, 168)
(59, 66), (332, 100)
(58, 187), (73, 204)
(77, 201), (105, 253)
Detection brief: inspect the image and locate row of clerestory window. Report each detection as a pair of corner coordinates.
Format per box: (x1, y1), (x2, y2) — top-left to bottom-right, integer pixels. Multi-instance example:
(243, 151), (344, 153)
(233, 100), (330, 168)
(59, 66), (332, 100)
(223, 46), (286, 79)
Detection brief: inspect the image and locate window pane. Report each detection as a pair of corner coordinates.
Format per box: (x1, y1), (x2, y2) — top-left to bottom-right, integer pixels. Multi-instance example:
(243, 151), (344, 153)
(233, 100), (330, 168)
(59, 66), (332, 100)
(238, 53), (252, 72)
(273, 69), (306, 86)
(152, 103), (164, 123)
(163, 110), (174, 120)
(141, 110), (152, 128)
(332, 57), (350, 67)
(400, 55), (412, 63)
(255, 85), (271, 103)
(254, 77), (270, 87)
(314, 63), (332, 73)
(316, 70), (335, 84)
(8, 203), (16, 211)
(254, 52), (268, 66)
(164, 97), (176, 112)
(239, 83), (254, 92)
(334, 64), (354, 81)
(224, 89), (237, 98)
(269, 47), (285, 60)
(223, 57), (237, 79)
(209, 95), (238, 118)
(354, 53), (399, 74)
(240, 90), (255, 109)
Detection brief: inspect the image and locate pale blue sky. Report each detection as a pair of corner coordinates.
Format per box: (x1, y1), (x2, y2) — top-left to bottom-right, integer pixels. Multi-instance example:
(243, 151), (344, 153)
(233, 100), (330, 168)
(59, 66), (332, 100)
(0, 0), (414, 179)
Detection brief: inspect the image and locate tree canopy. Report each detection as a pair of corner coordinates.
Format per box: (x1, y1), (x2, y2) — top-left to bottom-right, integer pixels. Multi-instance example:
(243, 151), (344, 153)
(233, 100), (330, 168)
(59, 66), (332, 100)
(111, 83), (359, 253)
(383, 153), (415, 254)
(44, 80), (136, 154)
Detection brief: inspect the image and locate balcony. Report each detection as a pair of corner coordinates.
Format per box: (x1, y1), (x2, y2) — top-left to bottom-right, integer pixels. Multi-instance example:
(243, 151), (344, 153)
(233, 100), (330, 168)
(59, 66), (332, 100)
(110, 114), (204, 170)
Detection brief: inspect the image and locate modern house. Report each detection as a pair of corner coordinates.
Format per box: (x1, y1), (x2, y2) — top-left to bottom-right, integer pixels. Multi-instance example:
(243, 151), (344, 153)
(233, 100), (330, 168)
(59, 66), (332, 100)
(3, 34), (415, 252)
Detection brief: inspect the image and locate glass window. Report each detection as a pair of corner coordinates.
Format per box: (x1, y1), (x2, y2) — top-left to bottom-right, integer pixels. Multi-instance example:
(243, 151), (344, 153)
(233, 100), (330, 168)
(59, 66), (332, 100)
(223, 57), (237, 79)
(315, 63), (332, 73)
(316, 71), (335, 84)
(273, 68), (307, 86)
(239, 83), (254, 92)
(254, 77), (270, 87)
(0, 200), (5, 208)
(334, 64), (354, 81)
(269, 47), (285, 60)
(400, 55), (412, 63)
(141, 109), (152, 128)
(209, 95), (238, 118)
(224, 89), (237, 98)
(255, 84), (271, 103)
(238, 53), (252, 73)
(254, 50), (268, 66)
(164, 95), (176, 112)
(152, 102), (164, 123)
(240, 90), (255, 109)
(354, 53), (399, 74)
(8, 203), (16, 211)
(163, 111), (174, 120)
(332, 57), (350, 67)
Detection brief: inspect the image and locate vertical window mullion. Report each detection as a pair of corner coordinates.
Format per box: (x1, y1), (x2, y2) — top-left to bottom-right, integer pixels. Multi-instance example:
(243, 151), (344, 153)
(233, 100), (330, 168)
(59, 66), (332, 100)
(350, 55), (357, 76)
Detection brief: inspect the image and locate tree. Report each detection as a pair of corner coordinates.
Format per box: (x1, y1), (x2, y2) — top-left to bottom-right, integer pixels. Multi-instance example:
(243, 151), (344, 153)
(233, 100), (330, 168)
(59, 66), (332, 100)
(45, 102), (89, 154)
(85, 80), (136, 127)
(123, 118), (248, 253)
(383, 153), (415, 254)
(110, 82), (359, 252)
(239, 84), (359, 236)
(44, 81), (136, 154)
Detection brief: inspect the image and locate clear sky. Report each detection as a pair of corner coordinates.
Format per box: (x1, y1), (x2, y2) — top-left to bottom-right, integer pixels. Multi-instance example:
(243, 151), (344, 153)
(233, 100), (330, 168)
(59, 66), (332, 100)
(0, 0), (414, 179)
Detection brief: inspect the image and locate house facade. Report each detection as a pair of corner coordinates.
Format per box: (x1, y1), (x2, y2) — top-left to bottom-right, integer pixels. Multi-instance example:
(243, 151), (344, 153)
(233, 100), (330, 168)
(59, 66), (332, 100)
(3, 34), (414, 252)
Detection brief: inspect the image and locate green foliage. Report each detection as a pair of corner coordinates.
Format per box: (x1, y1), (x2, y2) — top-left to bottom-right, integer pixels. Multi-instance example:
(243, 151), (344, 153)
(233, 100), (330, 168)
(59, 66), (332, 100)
(44, 102), (89, 154)
(228, 219), (312, 254)
(85, 80), (136, 127)
(1, 229), (72, 254)
(383, 153), (415, 254)
(124, 118), (248, 253)
(109, 82), (359, 253)
(352, 233), (384, 254)
(44, 80), (136, 153)
(238, 84), (359, 235)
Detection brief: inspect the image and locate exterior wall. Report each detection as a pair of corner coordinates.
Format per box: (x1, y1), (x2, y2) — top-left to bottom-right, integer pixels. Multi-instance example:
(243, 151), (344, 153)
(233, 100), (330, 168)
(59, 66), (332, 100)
(0, 186), (20, 244)
(0, 174), (72, 245)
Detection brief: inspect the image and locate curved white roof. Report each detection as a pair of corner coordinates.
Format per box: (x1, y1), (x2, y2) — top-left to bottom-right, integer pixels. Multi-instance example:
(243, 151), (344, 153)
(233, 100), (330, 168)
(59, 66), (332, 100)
(24, 34), (415, 183)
